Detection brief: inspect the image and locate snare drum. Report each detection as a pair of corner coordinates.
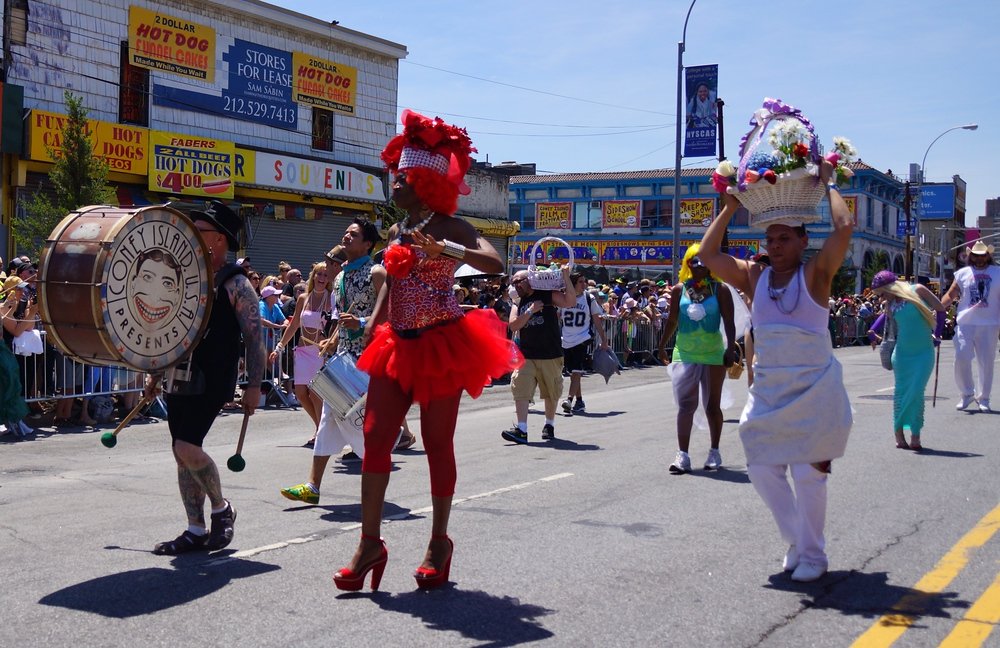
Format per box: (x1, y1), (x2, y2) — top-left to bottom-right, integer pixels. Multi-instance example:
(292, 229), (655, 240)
(38, 205), (212, 372)
(310, 352), (369, 420)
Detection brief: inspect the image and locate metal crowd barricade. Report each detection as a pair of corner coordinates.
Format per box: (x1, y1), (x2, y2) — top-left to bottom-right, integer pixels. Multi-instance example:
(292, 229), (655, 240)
(831, 314), (875, 348)
(599, 317), (660, 365)
(15, 339), (297, 408)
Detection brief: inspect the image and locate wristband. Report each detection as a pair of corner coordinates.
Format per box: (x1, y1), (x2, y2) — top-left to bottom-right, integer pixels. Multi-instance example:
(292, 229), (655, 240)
(359, 317), (367, 329)
(827, 183), (840, 192)
(440, 239), (467, 260)
(275, 342), (284, 353)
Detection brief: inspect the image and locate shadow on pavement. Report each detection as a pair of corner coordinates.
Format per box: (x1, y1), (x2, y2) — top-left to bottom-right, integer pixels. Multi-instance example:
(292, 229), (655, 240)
(370, 587), (554, 645)
(765, 569), (969, 623)
(318, 501), (413, 524)
(39, 557), (279, 617)
(569, 410), (627, 419)
(690, 467), (751, 484)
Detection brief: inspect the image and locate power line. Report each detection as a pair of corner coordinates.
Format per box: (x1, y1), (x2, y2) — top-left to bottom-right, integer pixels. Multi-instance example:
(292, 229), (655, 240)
(404, 61), (672, 117)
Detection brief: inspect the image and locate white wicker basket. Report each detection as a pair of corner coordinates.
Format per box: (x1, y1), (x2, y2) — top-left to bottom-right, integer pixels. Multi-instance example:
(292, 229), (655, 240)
(527, 236), (574, 291)
(729, 167), (826, 229)
(733, 105), (825, 229)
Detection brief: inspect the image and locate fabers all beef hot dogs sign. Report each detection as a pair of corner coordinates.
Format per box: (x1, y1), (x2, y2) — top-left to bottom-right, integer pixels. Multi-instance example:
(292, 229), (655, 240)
(148, 131), (235, 198)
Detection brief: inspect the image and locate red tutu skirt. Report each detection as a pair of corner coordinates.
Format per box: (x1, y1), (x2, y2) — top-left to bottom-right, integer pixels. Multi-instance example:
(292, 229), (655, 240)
(357, 309), (523, 405)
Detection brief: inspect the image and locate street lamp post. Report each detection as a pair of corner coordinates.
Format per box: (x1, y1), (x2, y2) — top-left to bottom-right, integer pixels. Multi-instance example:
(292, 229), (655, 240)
(916, 123), (977, 292)
(672, 0), (698, 285)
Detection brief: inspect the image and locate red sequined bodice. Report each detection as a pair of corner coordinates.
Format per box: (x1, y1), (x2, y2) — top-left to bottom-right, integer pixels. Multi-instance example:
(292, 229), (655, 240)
(389, 250), (464, 330)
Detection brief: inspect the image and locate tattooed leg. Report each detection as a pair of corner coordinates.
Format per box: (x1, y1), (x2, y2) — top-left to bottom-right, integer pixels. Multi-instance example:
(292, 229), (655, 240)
(177, 464), (206, 528)
(188, 462), (225, 510)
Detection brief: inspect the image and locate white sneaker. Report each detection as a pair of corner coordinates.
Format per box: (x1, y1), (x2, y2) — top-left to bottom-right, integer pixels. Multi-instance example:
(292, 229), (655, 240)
(704, 448), (722, 470)
(783, 545), (799, 572)
(979, 400), (992, 412)
(561, 399), (573, 414)
(956, 395), (977, 410)
(790, 561), (827, 582)
(668, 450), (691, 474)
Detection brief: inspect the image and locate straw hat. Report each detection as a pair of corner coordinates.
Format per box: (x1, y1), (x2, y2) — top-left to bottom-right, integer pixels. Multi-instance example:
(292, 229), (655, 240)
(967, 241), (995, 256)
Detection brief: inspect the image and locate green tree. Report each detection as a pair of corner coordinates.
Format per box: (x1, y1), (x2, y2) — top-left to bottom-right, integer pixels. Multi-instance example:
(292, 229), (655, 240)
(860, 250), (890, 292)
(14, 92), (114, 259)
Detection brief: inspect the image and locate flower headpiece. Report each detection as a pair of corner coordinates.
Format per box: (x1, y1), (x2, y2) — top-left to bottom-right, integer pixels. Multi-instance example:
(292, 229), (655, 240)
(381, 109), (477, 216)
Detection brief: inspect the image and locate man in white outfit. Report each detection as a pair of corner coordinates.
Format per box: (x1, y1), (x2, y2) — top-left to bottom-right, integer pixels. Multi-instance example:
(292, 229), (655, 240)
(941, 241), (1000, 412)
(279, 220), (385, 505)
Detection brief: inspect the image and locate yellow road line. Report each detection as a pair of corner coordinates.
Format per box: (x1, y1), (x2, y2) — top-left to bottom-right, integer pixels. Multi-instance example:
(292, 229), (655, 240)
(939, 570), (1000, 647)
(851, 502), (1000, 647)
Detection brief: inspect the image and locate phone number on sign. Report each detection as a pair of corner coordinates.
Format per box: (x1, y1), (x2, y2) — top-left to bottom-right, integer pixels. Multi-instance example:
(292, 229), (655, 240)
(223, 96), (296, 124)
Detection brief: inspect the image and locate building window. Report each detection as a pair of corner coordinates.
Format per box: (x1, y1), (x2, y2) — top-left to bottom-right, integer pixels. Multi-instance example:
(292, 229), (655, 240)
(642, 199), (672, 228)
(575, 202), (602, 229)
(866, 198), (875, 230)
(312, 108), (333, 151)
(119, 41), (149, 126)
(8, 0), (27, 45)
(510, 203), (535, 231)
(882, 202), (890, 234)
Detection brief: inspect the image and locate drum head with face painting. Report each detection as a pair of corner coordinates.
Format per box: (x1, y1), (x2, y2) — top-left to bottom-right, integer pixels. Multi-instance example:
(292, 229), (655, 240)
(102, 208), (211, 371)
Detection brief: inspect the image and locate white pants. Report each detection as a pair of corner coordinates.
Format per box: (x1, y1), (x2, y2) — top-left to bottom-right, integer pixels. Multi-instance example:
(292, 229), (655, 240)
(313, 402), (365, 459)
(747, 463), (828, 566)
(954, 325), (1000, 403)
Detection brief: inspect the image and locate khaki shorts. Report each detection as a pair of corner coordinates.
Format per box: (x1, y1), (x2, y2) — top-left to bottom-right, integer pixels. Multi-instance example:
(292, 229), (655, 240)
(511, 357), (565, 402)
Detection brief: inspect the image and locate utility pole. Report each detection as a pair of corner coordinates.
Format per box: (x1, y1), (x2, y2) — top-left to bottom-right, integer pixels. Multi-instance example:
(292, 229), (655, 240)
(903, 181), (913, 281)
(717, 98), (729, 254)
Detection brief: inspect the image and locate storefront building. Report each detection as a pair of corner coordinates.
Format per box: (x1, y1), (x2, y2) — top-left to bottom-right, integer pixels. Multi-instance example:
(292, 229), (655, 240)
(3, 0), (405, 273)
(509, 162), (908, 292)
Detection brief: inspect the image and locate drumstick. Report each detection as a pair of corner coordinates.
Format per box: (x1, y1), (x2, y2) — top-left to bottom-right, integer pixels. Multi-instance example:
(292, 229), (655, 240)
(100, 377), (159, 448)
(226, 411), (252, 472)
(932, 340), (942, 407)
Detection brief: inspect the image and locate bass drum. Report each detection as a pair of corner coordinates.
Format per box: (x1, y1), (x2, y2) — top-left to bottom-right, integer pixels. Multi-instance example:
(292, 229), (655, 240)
(38, 204), (213, 372)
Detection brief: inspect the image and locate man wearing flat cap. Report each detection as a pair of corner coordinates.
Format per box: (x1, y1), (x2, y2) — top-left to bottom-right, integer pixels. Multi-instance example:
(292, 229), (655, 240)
(941, 240), (1000, 412)
(144, 200), (265, 555)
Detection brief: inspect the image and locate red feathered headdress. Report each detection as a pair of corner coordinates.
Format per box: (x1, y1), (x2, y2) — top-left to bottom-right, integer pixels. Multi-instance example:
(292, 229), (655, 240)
(382, 110), (476, 216)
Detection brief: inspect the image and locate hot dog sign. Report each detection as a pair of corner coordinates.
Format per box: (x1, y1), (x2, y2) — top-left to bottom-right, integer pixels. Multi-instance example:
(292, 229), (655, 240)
(148, 131), (235, 199)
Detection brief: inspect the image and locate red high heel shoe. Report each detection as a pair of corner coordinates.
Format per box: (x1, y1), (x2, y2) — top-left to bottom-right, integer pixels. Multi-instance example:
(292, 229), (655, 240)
(334, 535), (388, 591)
(414, 534), (453, 590)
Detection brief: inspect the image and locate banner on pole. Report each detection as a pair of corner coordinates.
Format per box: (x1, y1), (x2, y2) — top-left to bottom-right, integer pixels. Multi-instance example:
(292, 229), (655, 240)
(683, 64), (718, 158)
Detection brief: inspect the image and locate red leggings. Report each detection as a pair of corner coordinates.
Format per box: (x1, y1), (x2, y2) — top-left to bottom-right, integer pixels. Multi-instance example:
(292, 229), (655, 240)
(362, 375), (461, 497)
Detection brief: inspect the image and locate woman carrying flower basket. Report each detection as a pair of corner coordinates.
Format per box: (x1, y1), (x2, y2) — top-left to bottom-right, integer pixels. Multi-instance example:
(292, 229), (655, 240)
(698, 98), (856, 583)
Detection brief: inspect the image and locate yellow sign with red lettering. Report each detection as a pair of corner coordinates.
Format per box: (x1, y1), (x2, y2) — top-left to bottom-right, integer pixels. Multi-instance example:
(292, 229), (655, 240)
(128, 6), (216, 83)
(28, 109), (147, 175)
(148, 131), (234, 198)
(679, 198), (716, 227)
(291, 52), (357, 114)
(536, 202), (572, 229)
(602, 200), (641, 230)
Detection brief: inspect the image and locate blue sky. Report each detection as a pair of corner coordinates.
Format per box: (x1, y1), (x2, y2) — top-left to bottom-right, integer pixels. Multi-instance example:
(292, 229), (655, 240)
(273, 1), (998, 226)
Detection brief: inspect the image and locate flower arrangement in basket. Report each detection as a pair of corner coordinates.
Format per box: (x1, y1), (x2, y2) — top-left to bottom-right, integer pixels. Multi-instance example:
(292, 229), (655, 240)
(711, 98), (857, 229)
(527, 236), (574, 291)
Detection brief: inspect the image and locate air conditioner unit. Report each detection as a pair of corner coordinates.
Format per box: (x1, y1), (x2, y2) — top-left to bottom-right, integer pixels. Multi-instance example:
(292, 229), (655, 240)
(590, 200), (602, 209)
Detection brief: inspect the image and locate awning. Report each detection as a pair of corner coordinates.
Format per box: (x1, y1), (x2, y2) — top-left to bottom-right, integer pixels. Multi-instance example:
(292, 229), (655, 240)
(461, 215), (520, 238)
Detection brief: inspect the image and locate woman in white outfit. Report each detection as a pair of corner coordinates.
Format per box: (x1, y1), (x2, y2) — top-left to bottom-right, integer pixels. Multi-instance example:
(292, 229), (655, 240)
(698, 160), (854, 582)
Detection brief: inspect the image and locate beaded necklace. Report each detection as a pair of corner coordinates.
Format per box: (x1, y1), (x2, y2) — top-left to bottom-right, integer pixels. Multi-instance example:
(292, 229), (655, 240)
(767, 266), (802, 315)
(684, 277), (714, 304)
(398, 212), (435, 235)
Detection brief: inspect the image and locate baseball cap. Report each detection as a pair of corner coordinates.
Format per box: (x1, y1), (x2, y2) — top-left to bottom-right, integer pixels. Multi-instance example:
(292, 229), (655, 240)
(237, 257), (251, 266)
(260, 285), (281, 299)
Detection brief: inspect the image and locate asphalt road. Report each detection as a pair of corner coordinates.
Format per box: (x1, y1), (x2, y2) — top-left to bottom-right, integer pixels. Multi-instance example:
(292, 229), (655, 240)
(2, 344), (1000, 647)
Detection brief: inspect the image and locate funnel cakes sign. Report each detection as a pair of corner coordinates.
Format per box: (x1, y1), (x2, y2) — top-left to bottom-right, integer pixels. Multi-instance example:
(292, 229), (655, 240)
(102, 210), (211, 369)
